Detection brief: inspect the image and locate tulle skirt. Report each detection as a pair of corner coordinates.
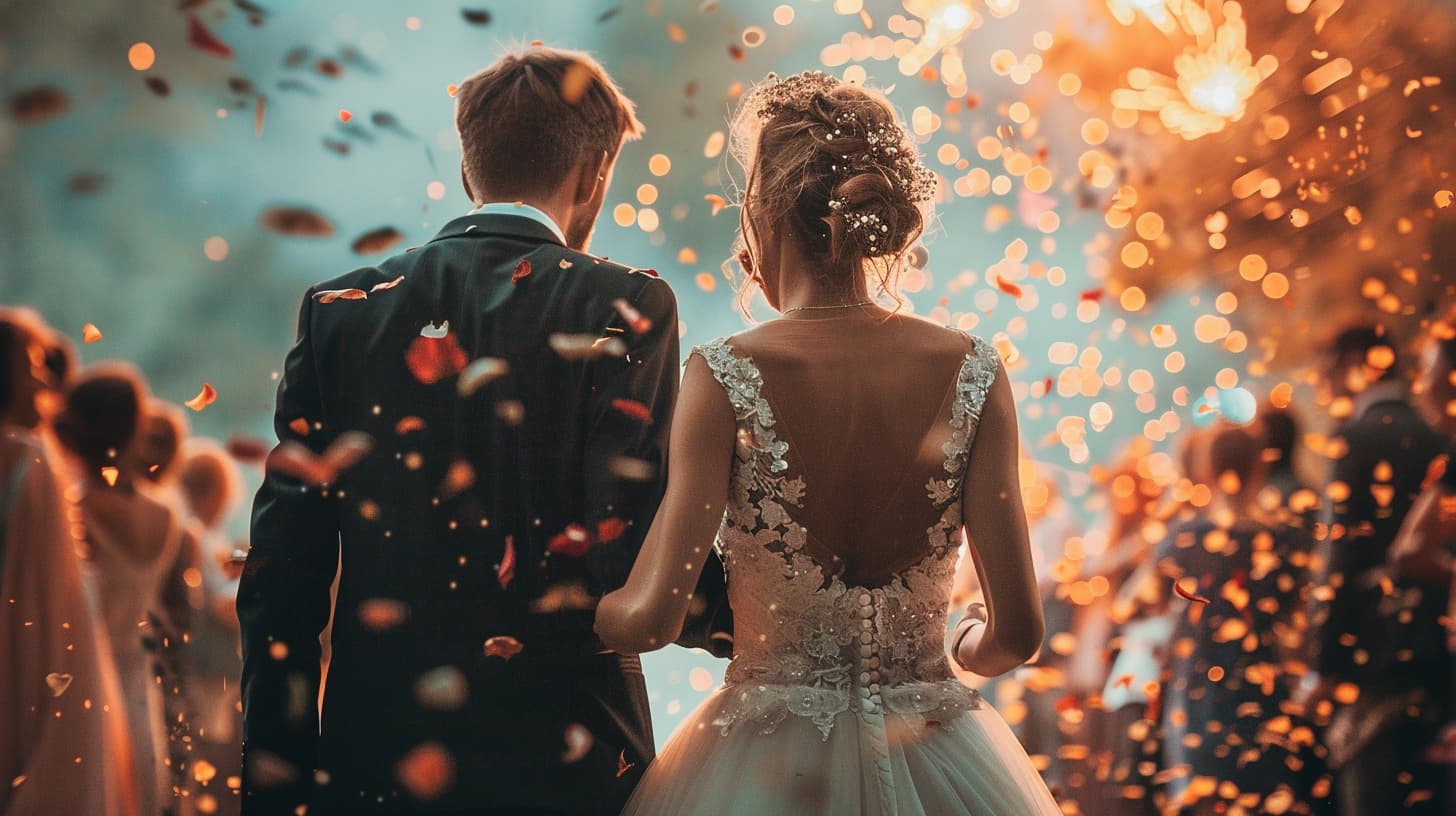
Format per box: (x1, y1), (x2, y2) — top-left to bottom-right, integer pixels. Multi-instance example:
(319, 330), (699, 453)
(622, 684), (1061, 816)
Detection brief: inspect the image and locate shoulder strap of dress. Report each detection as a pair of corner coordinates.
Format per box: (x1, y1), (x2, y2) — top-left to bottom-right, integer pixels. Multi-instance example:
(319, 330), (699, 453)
(940, 333), (1000, 481)
(689, 337), (763, 423)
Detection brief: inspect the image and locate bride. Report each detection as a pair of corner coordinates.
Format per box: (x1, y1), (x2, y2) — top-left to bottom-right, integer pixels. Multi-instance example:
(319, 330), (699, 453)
(595, 71), (1060, 815)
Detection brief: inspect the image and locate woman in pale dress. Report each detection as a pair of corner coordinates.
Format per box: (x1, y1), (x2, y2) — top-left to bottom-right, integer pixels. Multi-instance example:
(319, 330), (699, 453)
(54, 364), (182, 815)
(0, 310), (136, 816)
(596, 71), (1058, 815)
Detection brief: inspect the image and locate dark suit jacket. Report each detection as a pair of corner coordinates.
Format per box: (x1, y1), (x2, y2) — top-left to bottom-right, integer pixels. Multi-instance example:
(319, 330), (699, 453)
(1312, 389), (1449, 693)
(238, 212), (729, 815)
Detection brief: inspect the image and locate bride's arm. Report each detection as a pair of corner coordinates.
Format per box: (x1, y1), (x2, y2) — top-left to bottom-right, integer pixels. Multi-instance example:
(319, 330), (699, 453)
(596, 353), (736, 654)
(953, 360), (1045, 676)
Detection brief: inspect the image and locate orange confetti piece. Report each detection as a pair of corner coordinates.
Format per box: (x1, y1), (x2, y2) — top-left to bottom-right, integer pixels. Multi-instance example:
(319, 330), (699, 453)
(313, 288), (368, 303)
(497, 536), (516, 590)
(446, 83), (460, 97)
(82, 322), (103, 343)
(338, 109), (352, 122)
(44, 672), (72, 697)
(370, 275), (405, 293)
(616, 749), (636, 778)
(695, 273), (717, 292)
(99, 465), (119, 486)
(483, 635), (523, 661)
(185, 382), (217, 412)
(288, 417), (311, 437)
(704, 194), (728, 215)
(359, 598), (409, 631)
(395, 416), (426, 434)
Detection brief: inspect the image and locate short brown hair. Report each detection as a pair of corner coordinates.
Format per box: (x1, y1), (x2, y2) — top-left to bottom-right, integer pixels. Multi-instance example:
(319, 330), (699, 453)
(454, 45), (643, 200)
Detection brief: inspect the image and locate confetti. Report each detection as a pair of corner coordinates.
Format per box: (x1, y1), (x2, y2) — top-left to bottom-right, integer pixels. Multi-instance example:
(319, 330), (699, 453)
(596, 517), (628, 544)
(548, 334), (626, 360)
(407, 332), (468, 385)
(351, 227), (404, 255)
(358, 598), (409, 631)
(611, 298), (653, 333)
(461, 8), (493, 25)
(616, 750), (635, 778)
(414, 666), (468, 711)
(82, 323), (103, 343)
(610, 398), (653, 424)
(259, 206), (334, 237)
(186, 15), (234, 59)
(45, 672), (73, 697)
(458, 357), (509, 397)
(1172, 579), (1211, 604)
(8, 86), (69, 123)
(224, 436), (271, 462)
(561, 724), (593, 764)
(185, 383), (218, 412)
(511, 258), (532, 283)
(497, 536), (516, 589)
(483, 635), (523, 661)
(395, 742), (455, 801)
(313, 288), (367, 303)
(264, 431), (374, 486)
(548, 523), (593, 557)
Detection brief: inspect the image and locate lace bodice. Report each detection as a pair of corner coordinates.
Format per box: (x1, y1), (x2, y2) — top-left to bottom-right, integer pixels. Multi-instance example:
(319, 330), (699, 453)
(691, 333), (1000, 741)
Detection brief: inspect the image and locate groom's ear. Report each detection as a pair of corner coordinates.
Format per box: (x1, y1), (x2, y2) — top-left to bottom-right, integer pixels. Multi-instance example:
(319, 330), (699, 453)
(573, 149), (611, 206)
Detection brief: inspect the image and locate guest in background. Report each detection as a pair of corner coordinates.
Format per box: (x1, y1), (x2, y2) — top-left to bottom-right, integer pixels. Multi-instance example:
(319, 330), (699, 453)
(0, 311), (136, 816)
(1301, 323), (1450, 815)
(54, 365), (183, 816)
(176, 439), (245, 815)
(1155, 423), (1325, 815)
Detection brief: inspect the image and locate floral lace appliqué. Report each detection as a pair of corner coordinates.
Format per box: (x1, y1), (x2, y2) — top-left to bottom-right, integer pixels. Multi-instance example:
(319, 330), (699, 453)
(690, 335), (999, 743)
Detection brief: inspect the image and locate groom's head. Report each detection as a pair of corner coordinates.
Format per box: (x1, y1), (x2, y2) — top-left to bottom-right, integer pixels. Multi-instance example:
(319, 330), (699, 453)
(455, 46), (643, 251)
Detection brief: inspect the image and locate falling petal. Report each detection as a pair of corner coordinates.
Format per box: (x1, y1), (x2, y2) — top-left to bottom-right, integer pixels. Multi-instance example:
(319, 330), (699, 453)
(549, 334), (626, 360)
(1173, 579), (1211, 604)
(420, 321), (450, 339)
(394, 416), (426, 434)
(458, 357), (509, 397)
(548, 523), (593, 557)
(497, 536), (516, 589)
(561, 723), (593, 764)
(8, 86), (69, 123)
(616, 750), (635, 778)
(611, 298), (653, 333)
(45, 672), (73, 697)
(144, 76), (171, 97)
(260, 206), (334, 237)
(395, 742), (455, 801)
(511, 258), (532, 283)
(610, 398), (653, 424)
(224, 436), (271, 462)
(406, 333), (468, 385)
(185, 383), (218, 412)
(82, 323), (103, 343)
(351, 227), (404, 255)
(187, 15), (235, 59)
(358, 598), (410, 631)
(461, 8), (493, 25)
(483, 635), (523, 660)
(596, 517), (627, 544)
(313, 288), (368, 304)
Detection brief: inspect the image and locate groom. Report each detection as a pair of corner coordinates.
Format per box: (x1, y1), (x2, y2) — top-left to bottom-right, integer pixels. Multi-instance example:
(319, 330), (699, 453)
(239, 46), (729, 815)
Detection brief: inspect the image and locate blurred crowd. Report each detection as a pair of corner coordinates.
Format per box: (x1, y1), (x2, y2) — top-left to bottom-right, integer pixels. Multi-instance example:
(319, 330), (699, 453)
(1, 307), (246, 816)
(962, 320), (1456, 815)
(4, 303), (1456, 816)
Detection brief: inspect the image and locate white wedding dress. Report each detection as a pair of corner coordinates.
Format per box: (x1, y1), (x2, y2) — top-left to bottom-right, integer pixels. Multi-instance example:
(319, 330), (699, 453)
(621, 331), (1060, 815)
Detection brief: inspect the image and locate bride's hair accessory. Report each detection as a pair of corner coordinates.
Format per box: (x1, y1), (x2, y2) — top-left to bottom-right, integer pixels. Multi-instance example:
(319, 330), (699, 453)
(750, 71), (935, 255)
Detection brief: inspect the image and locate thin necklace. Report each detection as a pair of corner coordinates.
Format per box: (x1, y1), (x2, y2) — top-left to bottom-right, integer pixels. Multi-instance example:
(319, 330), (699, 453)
(782, 299), (874, 316)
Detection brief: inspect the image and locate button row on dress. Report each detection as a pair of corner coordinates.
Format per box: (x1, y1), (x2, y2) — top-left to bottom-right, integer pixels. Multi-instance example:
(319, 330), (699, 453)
(856, 592), (883, 715)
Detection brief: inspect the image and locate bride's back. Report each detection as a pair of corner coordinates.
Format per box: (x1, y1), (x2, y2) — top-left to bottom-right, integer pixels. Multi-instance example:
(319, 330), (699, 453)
(727, 309), (978, 587)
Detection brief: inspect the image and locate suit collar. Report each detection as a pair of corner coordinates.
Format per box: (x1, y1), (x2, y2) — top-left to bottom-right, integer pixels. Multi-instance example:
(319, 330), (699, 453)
(427, 212), (566, 247)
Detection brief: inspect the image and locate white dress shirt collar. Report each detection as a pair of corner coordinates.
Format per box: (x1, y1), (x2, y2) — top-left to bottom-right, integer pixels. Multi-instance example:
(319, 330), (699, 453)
(469, 202), (567, 244)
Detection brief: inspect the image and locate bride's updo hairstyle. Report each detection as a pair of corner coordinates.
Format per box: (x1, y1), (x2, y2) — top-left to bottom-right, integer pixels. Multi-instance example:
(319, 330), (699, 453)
(727, 70), (936, 312)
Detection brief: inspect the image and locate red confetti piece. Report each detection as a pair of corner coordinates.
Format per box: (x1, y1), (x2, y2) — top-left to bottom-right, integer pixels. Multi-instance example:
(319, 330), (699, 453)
(1079, 288), (1104, 302)
(1173, 579), (1211, 604)
(497, 536), (516, 590)
(993, 275), (1023, 298)
(82, 323), (103, 343)
(288, 417), (311, 437)
(338, 109), (352, 122)
(1054, 694), (1082, 713)
(394, 416), (426, 434)
(610, 398), (653, 424)
(186, 15), (235, 59)
(395, 742), (455, 801)
(406, 333), (468, 385)
(483, 635), (523, 661)
(596, 517), (627, 544)
(359, 598), (409, 631)
(612, 298), (653, 333)
(185, 382), (217, 411)
(225, 435), (271, 463)
(548, 523), (593, 557)
(511, 258), (532, 283)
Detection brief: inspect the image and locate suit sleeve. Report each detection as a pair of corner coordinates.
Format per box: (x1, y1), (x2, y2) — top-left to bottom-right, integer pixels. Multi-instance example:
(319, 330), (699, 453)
(582, 277), (680, 596)
(237, 290), (341, 815)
